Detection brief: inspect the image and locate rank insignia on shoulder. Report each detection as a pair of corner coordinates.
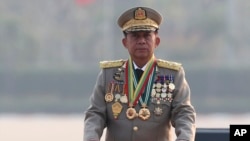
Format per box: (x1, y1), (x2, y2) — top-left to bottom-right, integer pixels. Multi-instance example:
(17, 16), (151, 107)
(100, 59), (125, 69)
(156, 59), (182, 71)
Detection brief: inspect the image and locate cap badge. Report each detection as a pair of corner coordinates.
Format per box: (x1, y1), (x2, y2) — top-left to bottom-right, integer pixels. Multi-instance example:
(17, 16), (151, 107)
(134, 8), (146, 20)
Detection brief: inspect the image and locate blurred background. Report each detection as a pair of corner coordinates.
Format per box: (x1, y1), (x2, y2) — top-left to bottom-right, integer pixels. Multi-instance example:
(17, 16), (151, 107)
(1, 0), (250, 141)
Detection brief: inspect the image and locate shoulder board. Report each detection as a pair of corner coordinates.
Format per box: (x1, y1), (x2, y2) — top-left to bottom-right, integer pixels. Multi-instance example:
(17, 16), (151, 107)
(100, 59), (125, 69)
(156, 59), (182, 71)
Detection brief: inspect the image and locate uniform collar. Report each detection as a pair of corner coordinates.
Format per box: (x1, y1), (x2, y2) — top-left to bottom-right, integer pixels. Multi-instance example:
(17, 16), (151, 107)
(133, 61), (147, 71)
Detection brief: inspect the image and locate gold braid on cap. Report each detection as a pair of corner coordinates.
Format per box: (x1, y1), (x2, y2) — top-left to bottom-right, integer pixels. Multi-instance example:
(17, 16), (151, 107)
(122, 18), (159, 31)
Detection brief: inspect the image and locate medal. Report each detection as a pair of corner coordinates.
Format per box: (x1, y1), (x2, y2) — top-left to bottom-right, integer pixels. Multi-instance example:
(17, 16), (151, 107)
(151, 89), (156, 97)
(112, 102), (123, 119)
(162, 87), (167, 92)
(120, 84), (128, 103)
(156, 93), (161, 98)
(154, 107), (163, 116)
(161, 92), (167, 98)
(105, 82), (115, 102)
(167, 93), (173, 102)
(105, 93), (114, 102)
(163, 83), (167, 88)
(168, 83), (175, 91)
(156, 82), (162, 89)
(126, 107), (137, 120)
(138, 107), (150, 120)
(114, 93), (121, 102)
(157, 100), (160, 104)
(120, 95), (128, 103)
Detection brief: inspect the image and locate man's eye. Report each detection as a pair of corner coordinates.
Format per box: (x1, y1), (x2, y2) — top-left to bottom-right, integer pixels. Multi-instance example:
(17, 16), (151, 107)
(145, 34), (151, 38)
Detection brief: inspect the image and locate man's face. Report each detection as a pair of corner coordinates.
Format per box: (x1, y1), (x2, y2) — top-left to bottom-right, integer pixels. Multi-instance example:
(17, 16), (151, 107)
(122, 31), (160, 61)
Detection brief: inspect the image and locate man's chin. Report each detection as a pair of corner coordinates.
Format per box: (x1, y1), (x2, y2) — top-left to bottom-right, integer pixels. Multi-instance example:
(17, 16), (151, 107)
(136, 55), (150, 60)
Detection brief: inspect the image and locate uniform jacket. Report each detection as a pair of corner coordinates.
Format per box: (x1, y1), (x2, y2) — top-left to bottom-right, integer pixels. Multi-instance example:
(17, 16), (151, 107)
(84, 59), (196, 141)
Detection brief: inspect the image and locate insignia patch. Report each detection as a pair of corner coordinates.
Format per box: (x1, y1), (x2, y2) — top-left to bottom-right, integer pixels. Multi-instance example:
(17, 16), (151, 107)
(113, 67), (124, 82)
(134, 8), (147, 20)
(113, 72), (123, 81)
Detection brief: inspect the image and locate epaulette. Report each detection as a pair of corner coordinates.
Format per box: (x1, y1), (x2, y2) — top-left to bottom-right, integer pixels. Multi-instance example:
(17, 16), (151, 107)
(100, 59), (125, 69)
(156, 59), (182, 71)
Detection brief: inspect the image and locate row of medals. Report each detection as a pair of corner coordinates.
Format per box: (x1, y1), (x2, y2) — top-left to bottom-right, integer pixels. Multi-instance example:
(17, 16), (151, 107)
(105, 79), (175, 121)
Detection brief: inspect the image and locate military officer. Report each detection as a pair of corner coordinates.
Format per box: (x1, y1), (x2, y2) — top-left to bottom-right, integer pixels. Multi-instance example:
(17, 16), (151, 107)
(84, 7), (196, 141)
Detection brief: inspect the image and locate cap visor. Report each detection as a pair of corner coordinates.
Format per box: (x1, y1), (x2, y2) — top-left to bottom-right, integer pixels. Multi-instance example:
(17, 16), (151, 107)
(124, 26), (157, 32)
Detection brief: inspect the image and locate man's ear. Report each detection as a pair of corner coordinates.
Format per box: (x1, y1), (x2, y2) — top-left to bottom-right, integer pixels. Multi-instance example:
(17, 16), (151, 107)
(122, 38), (128, 48)
(155, 36), (160, 48)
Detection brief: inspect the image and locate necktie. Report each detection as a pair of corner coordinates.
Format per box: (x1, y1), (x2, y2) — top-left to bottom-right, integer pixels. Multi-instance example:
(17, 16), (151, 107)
(135, 68), (145, 100)
(135, 68), (144, 80)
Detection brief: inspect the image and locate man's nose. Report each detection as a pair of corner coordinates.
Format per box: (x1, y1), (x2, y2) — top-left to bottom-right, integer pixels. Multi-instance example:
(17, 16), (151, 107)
(137, 36), (146, 44)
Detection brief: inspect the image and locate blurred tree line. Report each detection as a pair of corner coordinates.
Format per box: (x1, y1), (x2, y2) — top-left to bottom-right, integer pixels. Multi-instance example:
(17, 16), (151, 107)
(1, 0), (250, 71)
(0, 0), (250, 113)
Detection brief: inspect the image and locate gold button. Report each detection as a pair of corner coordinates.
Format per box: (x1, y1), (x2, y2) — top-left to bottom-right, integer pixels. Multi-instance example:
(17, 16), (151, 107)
(133, 126), (138, 131)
